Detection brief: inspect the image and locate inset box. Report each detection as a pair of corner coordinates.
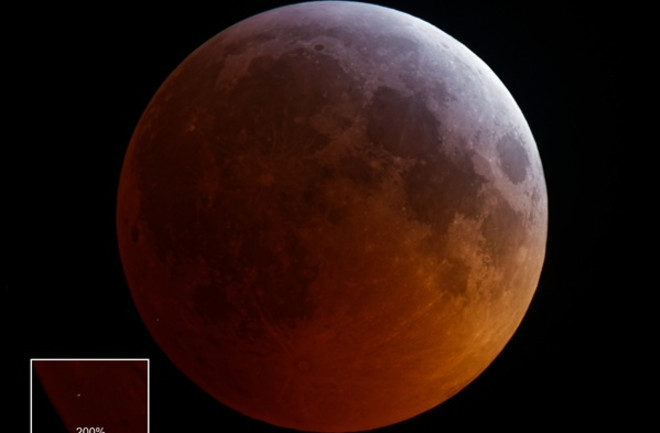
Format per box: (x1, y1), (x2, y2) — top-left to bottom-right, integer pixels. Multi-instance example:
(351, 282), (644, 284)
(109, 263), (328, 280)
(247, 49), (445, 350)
(31, 359), (149, 433)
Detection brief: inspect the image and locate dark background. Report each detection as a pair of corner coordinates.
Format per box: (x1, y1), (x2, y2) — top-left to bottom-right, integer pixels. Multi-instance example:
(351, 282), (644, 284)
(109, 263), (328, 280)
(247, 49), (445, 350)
(11, 0), (642, 431)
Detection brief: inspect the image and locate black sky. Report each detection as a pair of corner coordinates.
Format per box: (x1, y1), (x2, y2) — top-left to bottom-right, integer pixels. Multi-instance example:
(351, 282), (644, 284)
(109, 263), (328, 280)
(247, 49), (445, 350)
(11, 1), (642, 431)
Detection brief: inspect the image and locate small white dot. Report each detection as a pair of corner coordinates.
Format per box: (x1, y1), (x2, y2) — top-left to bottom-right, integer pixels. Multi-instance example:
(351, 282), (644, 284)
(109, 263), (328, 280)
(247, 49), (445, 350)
(76, 393), (81, 397)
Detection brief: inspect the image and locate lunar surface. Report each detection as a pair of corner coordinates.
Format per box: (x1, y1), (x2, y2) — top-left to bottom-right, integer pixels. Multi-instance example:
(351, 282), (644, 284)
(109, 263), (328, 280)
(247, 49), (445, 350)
(117, 2), (547, 432)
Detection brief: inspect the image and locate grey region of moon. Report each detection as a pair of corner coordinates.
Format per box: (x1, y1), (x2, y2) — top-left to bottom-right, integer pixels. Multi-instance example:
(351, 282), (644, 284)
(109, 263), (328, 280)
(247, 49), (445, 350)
(117, 2), (548, 432)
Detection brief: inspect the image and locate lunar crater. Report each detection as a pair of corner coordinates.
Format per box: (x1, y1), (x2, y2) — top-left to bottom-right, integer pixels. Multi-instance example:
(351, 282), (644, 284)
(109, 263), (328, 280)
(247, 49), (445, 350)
(496, 132), (530, 184)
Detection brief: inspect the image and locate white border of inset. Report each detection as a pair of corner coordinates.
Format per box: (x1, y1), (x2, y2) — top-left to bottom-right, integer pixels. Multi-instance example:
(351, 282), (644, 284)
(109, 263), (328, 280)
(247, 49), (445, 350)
(30, 358), (150, 433)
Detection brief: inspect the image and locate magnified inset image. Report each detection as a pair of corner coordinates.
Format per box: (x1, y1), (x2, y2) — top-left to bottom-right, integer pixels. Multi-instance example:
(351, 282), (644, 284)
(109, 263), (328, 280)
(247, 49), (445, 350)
(31, 359), (149, 433)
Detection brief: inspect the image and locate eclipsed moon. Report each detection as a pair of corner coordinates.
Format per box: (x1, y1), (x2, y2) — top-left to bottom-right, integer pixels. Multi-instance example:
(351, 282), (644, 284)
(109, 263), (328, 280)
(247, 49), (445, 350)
(116, 2), (547, 432)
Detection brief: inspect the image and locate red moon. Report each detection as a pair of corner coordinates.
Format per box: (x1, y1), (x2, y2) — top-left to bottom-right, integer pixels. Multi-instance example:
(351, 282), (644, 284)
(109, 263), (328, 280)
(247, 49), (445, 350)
(117, 2), (547, 432)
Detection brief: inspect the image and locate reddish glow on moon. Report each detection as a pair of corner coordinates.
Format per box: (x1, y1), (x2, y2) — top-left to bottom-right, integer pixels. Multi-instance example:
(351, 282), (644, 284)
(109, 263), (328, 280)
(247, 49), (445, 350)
(116, 2), (547, 432)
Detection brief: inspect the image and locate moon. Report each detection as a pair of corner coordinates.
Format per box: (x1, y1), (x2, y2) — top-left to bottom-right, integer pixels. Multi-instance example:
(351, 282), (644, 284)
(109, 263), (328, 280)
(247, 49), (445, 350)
(116, 1), (547, 432)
